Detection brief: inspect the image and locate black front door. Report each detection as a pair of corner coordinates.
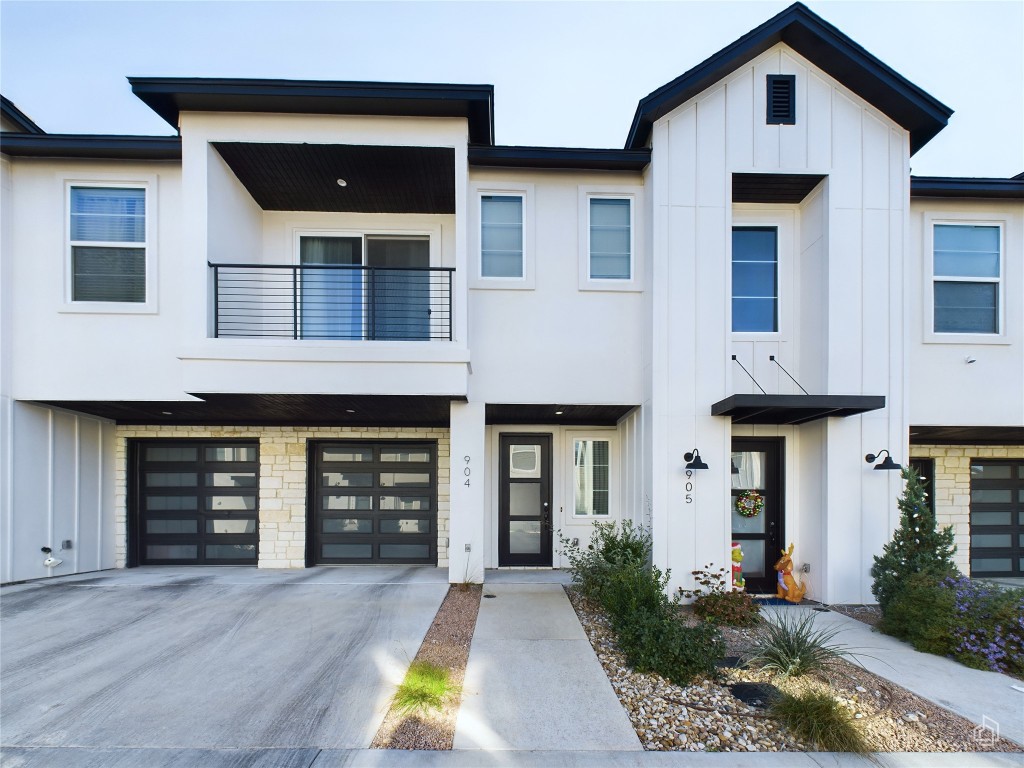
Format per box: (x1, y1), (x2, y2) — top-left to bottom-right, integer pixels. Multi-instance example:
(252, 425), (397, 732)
(499, 434), (552, 566)
(730, 438), (784, 594)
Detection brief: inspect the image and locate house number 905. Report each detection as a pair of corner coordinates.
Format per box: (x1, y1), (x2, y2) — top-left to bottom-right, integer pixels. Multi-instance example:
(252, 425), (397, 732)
(464, 455), (471, 487)
(685, 469), (693, 504)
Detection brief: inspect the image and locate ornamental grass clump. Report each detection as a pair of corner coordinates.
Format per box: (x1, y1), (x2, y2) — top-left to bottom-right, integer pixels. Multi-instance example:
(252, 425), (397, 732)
(770, 691), (868, 753)
(745, 611), (853, 678)
(391, 660), (458, 717)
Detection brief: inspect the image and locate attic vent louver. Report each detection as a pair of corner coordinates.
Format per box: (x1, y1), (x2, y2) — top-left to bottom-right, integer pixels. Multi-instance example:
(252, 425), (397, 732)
(767, 75), (796, 125)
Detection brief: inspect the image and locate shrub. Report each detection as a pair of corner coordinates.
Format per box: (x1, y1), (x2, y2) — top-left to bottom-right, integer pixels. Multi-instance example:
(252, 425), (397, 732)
(871, 467), (958, 614)
(878, 572), (955, 656)
(616, 607), (725, 687)
(944, 576), (1024, 675)
(558, 520), (652, 602)
(602, 560), (675, 628)
(679, 565), (761, 627)
(745, 611), (853, 678)
(392, 660), (457, 716)
(770, 691), (868, 753)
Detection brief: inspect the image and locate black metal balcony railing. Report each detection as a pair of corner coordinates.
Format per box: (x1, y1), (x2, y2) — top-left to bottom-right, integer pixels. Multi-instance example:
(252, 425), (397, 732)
(210, 263), (454, 341)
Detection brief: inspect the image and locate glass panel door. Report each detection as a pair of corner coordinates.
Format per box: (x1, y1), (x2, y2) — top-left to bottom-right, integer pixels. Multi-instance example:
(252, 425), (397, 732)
(499, 434), (552, 566)
(730, 438), (783, 594)
(366, 236), (430, 340)
(300, 236), (362, 339)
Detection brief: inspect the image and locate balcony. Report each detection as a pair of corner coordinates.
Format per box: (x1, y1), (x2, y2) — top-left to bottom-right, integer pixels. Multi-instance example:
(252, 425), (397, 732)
(210, 262), (454, 341)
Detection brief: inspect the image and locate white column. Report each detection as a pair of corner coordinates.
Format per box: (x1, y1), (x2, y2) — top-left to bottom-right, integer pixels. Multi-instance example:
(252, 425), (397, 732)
(449, 400), (486, 583)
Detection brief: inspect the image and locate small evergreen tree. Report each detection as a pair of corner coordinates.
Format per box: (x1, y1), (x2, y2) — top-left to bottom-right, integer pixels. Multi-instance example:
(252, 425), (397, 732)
(870, 466), (958, 613)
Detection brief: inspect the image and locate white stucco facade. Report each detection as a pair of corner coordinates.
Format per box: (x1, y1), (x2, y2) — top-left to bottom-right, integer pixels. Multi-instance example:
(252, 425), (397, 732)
(2, 3), (1021, 595)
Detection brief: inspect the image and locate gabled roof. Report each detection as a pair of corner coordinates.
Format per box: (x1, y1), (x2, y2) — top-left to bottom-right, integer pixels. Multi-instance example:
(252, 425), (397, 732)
(0, 134), (181, 160)
(625, 2), (952, 154)
(1, 95), (44, 134)
(910, 176), (1024, 199)
(130, 77), (496, 146)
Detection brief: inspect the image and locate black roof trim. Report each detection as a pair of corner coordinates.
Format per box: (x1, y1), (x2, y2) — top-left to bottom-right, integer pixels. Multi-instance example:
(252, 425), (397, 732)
(1, 95), (44, 134)
(130, 77), (496, 146)
(469, 145), (650, 171)
(911, 176), (1024, 199)
(0, 133), (181, 160)
(626, 2), (952, 155)
(711, 394), (886, 425)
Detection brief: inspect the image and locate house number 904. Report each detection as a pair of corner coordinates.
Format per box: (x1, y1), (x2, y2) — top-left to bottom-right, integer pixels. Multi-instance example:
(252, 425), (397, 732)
(685, 469), (693, 504)
(464, 455), (471, 487)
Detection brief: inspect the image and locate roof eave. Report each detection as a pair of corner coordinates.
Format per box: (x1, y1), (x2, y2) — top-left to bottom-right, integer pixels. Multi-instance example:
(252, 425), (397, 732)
(910, 176), (1024, 199)
(626, 2), (952, 154)
(0, 134), (182, 161)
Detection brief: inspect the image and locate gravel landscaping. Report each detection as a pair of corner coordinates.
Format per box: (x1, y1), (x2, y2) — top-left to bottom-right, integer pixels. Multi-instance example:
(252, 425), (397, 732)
(371, 585), (481, 750)
(567, 587), (1023, 754)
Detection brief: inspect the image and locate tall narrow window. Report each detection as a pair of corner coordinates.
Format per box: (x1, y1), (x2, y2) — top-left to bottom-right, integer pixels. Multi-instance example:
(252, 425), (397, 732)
(732, 227), (778, 332)
(574, 438), (610, 516)
(480, 195), (523, 278)
(589, 198), (631, 279)
(70, 187), (146, 302)
(933, 224), (1000, 334)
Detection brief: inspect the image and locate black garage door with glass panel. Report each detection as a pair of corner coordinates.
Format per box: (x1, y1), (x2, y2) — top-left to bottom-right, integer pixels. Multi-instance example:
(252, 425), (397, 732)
(312, 441), (436, 564)
(134, 441), (259, 565)
(970, 460), (1024, 577)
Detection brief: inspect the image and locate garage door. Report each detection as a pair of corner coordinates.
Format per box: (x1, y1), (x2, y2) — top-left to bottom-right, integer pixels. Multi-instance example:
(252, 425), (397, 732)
(135, 441), (259, 565)
(970, 460), (1024, 577)
(312, 441), (436, 564)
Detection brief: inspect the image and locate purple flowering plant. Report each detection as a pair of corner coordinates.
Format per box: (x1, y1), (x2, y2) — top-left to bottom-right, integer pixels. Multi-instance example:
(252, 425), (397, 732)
(942, 575), (1024, 676)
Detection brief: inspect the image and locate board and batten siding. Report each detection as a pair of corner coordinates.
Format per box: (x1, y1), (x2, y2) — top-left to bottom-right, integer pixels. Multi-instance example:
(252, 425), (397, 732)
(2, 403), (116, 583)
(647, 43), (909, 603)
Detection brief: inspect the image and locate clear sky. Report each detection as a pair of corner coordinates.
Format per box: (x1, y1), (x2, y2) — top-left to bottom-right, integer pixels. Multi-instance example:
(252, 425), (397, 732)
(1, 0), (1021, 177)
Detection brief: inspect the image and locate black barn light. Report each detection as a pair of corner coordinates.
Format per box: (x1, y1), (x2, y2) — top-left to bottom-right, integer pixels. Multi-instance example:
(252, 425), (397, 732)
(684, 449), (709, 470)
(865, 449), (902, 471)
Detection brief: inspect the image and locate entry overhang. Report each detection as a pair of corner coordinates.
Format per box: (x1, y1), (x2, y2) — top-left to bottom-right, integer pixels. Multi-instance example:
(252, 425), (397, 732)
(711, 394), (885, 425)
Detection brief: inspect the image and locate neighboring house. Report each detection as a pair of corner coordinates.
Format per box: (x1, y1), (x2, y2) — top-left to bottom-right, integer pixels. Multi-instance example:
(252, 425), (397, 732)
(1, 3), (1021, 601)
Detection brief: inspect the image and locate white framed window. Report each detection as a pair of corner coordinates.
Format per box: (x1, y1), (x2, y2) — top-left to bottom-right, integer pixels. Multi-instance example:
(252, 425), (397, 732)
(62, 177), (158, 313)
(471, 182), (535, 289)
(730, 208), (795, 340)
(578, 186), (641, 291)
(570, 434), (615, 518)
(732, 226), (778, 332)
(931, 222), (1003, 336)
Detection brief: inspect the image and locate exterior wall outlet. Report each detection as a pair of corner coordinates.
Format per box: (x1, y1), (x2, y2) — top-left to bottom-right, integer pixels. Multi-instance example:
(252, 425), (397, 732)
(61, 540), (73, 550)
(465, 543), (471, 552)
(801, 563), (811, 573)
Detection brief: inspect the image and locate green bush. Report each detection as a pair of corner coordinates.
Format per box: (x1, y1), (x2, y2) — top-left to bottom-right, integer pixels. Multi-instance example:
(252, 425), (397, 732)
(558, 520), (651, 602)
(745, 611), (853, 678)
(871, 467), (958, 614)
(616, 607), (725, 686)
(679, 565), (761, 627)
(770, 691), (868, 753)
(878, 572), (955, 656)
(602, 561), (674, 628)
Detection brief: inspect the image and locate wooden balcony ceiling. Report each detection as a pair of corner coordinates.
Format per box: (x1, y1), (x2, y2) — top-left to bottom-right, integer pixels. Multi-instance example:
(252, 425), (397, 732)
(213, 142), (455, 214)
(34, 394), (460, 427)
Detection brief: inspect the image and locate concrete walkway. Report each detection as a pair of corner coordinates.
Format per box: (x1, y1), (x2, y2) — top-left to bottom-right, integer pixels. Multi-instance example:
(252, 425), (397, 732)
(768, 606), (1024, 747)
(453, 581), (641, 751)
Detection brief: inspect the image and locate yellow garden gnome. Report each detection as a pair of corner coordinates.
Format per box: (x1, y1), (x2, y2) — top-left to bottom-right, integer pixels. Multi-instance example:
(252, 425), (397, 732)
(774, 543), (806, 603)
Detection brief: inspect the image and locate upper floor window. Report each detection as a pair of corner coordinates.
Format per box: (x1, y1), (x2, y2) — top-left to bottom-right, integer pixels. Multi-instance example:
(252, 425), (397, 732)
(573, 437), (610, 517)
(480, 194), (523, 278)
(732, 227), (778, 332)
(933, 223), (1001, 334)
(69, 186), (146, 302)
(589, 198), (632, 280)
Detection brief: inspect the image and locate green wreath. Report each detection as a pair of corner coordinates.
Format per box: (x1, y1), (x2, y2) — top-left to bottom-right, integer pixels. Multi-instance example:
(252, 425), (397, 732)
(735, 489), (764, 518)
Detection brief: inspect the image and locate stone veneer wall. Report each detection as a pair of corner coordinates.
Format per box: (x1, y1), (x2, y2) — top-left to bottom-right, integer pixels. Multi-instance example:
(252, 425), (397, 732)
(115, 426), (450, 569)
(909, 444), (1024, 575)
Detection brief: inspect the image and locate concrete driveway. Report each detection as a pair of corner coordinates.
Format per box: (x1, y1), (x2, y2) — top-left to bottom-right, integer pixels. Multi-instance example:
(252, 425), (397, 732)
(1, 567), (448, 751)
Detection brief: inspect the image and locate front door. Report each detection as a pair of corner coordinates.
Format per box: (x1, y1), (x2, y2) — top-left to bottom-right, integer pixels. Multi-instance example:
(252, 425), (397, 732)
(730, 438), (784, 594)
(499, 434), (552, 566)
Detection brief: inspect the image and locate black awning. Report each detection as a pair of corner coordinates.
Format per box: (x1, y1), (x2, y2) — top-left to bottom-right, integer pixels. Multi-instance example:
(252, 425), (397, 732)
(711, 394), (885, 425)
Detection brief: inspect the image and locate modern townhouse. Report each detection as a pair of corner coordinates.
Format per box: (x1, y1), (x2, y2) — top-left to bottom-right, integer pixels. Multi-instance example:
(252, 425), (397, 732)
(2, 3), (1021, 602)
